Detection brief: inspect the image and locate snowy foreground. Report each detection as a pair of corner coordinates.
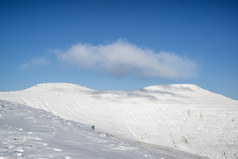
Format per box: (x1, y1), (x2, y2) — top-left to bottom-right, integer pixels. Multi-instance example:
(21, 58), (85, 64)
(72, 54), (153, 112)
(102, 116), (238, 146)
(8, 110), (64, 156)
(0, 83), (238, 159)
(0, 100), (205, 159)
(0, 100), (162, 159)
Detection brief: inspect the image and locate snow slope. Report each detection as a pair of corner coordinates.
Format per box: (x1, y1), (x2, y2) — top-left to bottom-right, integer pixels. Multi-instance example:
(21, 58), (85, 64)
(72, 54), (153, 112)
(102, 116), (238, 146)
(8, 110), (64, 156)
(0, 83), (238, 159)
(0, 99), (161, 159)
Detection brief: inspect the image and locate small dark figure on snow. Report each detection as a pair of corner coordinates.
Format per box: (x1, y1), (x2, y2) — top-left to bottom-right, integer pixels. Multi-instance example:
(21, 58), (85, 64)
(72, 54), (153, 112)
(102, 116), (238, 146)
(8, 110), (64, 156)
(91, 125), (95, 130)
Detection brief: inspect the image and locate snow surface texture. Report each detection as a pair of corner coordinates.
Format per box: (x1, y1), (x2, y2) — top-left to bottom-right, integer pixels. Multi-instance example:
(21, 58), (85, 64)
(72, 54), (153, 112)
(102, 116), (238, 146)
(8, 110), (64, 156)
(0, 83), (238, 159)
(0, 100), (161, 159)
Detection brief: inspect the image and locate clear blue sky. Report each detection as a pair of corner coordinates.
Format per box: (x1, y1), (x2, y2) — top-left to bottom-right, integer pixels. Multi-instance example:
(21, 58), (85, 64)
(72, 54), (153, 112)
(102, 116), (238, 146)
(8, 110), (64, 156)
(0, 0), (238, 100)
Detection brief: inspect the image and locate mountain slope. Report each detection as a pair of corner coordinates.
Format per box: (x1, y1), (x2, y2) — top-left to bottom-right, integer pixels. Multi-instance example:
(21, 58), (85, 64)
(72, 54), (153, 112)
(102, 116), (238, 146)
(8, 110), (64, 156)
(0, 100), (160, 159)
(0, 83), (238, 159)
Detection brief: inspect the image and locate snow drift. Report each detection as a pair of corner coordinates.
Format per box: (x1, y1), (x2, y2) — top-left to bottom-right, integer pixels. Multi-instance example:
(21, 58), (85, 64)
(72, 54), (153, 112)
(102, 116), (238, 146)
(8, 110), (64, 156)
(0, 100), (160, 159)
(0, 83), (237, 159)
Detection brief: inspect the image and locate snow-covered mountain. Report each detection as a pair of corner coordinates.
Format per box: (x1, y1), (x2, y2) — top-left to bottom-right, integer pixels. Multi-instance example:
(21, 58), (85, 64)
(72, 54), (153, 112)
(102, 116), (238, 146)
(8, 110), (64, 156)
(0, 99), (161, 159)
(0, 83), (237, 159)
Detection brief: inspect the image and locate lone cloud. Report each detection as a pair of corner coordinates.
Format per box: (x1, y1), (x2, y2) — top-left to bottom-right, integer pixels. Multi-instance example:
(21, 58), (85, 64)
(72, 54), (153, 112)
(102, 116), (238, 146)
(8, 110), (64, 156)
(56, 39), (197, 79)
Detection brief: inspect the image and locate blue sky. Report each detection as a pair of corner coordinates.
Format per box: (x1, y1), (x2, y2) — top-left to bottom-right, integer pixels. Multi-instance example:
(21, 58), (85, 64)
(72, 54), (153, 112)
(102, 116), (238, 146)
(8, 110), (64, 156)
(0, 0), (238, 100)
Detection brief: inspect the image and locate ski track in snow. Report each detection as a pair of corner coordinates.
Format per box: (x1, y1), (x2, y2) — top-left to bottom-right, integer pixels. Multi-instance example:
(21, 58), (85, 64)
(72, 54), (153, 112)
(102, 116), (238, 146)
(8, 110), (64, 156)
(0, 83), (238, 159)
(0, 100), (162, 159)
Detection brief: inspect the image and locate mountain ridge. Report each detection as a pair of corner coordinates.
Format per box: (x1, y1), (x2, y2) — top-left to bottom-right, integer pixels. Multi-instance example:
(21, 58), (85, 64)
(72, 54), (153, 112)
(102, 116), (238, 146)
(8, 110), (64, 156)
(2, 82), (237, 102)
(0, 82), (238, 159)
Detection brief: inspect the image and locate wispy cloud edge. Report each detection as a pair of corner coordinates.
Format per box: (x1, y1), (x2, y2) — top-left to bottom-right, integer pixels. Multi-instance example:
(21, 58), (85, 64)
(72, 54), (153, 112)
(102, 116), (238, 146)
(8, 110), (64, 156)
(20, 57), (49, 70)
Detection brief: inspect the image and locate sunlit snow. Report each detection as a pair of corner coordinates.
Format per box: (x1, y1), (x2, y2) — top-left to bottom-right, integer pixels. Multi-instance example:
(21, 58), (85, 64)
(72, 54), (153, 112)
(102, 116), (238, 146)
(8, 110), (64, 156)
(0, 83), (237, 159)
(0, 100), (161, 159)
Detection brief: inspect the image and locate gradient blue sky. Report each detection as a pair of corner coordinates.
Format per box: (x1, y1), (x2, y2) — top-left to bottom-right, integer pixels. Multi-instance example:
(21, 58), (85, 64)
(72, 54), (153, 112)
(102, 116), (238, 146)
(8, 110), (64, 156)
(0, 0), (238, 99)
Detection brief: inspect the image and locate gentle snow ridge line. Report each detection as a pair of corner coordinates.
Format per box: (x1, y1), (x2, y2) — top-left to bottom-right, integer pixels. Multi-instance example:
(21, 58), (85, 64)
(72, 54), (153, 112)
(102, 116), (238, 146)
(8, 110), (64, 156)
(0, 83), (238, 159)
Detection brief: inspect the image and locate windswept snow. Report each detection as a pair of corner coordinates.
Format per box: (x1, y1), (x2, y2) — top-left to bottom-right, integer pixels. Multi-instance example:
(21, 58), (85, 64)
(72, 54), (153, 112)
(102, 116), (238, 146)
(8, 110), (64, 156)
(0, 83), (238, 159)
(0, 100), (161, 159)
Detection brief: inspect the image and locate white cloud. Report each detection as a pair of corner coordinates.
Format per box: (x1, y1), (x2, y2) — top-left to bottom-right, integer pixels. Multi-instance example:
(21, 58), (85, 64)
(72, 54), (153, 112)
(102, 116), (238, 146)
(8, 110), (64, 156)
(20, 57), (48, 70)
(56, 39), (197, 79)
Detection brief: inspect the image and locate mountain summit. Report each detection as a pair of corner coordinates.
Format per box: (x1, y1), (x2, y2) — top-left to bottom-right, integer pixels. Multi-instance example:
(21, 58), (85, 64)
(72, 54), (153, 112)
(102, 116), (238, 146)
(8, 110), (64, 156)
(0, 83), (237, 159)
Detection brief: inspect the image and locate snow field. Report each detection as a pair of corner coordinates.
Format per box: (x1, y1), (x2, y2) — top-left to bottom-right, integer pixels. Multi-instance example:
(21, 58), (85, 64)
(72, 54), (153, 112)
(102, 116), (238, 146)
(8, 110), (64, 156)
(0, 100), (162, 159)
(0, 83), (238, 159)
